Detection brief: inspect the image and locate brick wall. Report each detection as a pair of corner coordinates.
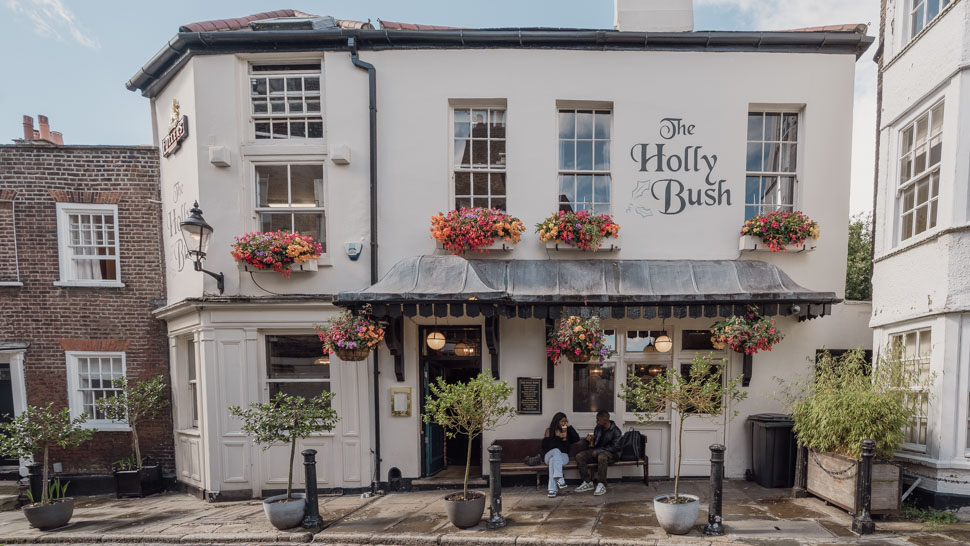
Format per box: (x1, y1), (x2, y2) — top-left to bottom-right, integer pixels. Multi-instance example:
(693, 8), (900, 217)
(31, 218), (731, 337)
(0, 144), (174, 473)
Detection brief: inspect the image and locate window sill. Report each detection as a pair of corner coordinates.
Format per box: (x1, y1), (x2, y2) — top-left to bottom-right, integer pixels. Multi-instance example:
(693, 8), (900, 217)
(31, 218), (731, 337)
(176, 428), (201, 437)
(0, 282), (23, 287)
(54, 280), (125, 288)
(739, 235), (817, 253)
(84, 422), (131, 432)
(241, 141), (327, 157)
(436, 240), (516, 253)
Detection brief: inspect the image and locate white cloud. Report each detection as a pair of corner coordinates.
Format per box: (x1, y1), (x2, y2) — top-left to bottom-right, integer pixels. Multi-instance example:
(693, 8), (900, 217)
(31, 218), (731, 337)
(5, 0), (100, 50)
(697, 0), (880, 214)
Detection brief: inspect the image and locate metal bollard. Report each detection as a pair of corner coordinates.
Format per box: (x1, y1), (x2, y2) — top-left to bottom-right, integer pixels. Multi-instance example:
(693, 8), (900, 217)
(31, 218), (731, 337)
(792, 444), (808, 498)
(704, 444), (725, 536)
(852, 439), (875, 535)
(486, 444), (507, 529)
(302, 449), (324, 529)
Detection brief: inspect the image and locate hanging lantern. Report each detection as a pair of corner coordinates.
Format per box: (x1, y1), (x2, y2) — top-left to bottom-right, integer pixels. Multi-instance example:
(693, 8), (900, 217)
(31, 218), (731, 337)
(655, 332), (673, 353)
(427, 331), (446, 350)
(454, 342), (470, 356)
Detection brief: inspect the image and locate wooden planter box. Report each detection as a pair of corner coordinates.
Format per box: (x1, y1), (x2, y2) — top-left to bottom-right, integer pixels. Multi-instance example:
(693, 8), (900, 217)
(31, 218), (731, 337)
(115, 465), (164, 499)
(435, 240), (516, 253)
(806, 450), (901, 515)
(739, 235), (816, 253)
(545, 238), (621, 252)
(238, 259), (318, 273)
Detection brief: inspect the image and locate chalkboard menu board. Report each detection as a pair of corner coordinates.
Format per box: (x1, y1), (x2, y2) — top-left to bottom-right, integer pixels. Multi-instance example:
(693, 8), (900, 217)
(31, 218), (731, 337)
(517, 377), (542, 414)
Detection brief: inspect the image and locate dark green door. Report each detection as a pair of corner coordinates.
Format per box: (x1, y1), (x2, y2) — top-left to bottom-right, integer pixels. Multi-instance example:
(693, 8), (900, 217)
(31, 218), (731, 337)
(422, 360), (446, 476)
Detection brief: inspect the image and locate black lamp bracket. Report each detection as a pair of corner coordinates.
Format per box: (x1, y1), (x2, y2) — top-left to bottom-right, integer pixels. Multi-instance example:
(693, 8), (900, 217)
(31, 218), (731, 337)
(194, 260), (225, 294)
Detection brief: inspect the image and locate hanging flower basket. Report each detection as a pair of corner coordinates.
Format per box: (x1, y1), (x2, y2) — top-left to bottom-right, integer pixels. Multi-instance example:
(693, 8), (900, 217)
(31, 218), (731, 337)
(317, 307), (385, 362)
(231, 231), (323, 278)
(740, 211), (820, 253)
(430, 207), (525, 254)
(710, 308), (783, 354)
(546, 315), (615, 365)
(536, 210), (620, 251)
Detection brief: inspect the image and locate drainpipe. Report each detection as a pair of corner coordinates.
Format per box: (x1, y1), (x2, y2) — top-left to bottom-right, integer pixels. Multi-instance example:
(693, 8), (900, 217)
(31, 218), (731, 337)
(349, 37), (382, 493)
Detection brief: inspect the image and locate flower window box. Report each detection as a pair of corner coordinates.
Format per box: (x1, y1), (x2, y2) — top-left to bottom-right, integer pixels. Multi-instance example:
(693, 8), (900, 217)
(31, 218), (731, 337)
(536, 210), (621, 252)
(231, 231), (323, 278)
(545, 238), (621, 252)
(430, 208), (524, 255)
(739, 211), (819, 253)
(739, 235), (815, 253)
(239, 258), (319, 273)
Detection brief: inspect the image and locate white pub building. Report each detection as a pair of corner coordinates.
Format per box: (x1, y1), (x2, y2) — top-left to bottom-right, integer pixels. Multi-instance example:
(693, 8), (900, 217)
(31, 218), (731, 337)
(129, 1), (873, 499)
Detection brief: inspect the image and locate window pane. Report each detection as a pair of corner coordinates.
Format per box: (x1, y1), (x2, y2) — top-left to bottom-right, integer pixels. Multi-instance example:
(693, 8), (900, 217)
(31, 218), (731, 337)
(255, 122), (271, 139)
(472, 140), (488, 167)
(902, 127), (914, 153)
(763, 143), (781, 172)
(252, 99), (268, 114)
(914, 144), (927, 173)
(746, 143), (763, 172)
(304, 77), (320, 92)
(576, 175), (593, 206)
(455, 139), (470, 168)
(260, 212), (292, 234)
(573, 363), (614, 413)
(454, 109), (470, 138)
(187, 339), (197, 381)
(780, 143), (797, 172)
(929, 135), (941, 166)
(902, 187), (915, 212)
(594, 112), (611, 139)
(593, 175), (610, 204)
(930, 103), (944, 134)
(576, 111), (594, 139)
(901, 155), (913, 182)
(294, 213), (325, 244)
(559, 140), (575, 170)
(305, 99), (321, 113)
(270, 382), (331, 401)
(489, 140), (506, 167)
(745, 176), (762, 206)
(455, 172), (471, 196)
(272, 121), (288, 139)
(251, 78), (267, 96)
(902, 212), (914, 240)
(267, 335), (329, 379)
(915, 205), (929, 235)
(576, 140), (593, 170)
(471, 110), (488, 138)
(489, 110), (506, 139)
(594, 141), (610, 170)
(747, 113), (763, 141)
(780, 176), (795, 207)
(307, 121), (323, 138)
(256, 166), (289, 207)
(559, 111), (576, 139)
(559, 175), (575, 204)
(917, 178), (929, 205)
(782, 113), (798, 141)
(489, 173), (506, 197)
(268, 78), (284, 94)
(764, 113), (782, 141)
(682, 330), (716, 350)
(491, 197), (506, 211)
(455, 197), (471, 209)
(927, 0), (940, 21)
(290, 165), (324, 207)
(472, 173), (489, 196)
(289, 122), (306, 138)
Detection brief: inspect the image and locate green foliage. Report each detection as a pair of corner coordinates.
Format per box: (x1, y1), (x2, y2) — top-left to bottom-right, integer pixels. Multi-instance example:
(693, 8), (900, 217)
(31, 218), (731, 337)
(114, 454), (139, 471)
(96, 376), (169, 470)
(784, 347), (927, 459)
(846, 211), (873, 301)
(423, 372), (516, 498)
(0, 403), (93, 505)
(900, 502), (959, 526)
(229, 392), (339, 500)
(26, 478), (70, 505)
(620, 353), (746, 500)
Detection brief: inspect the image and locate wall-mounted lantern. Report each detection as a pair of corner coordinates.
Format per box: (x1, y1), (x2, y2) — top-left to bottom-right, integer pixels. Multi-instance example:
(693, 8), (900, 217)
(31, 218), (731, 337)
(180, 201), (225, 294)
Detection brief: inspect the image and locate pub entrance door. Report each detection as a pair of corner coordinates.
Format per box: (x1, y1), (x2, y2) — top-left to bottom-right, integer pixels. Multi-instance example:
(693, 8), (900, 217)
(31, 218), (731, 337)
(420, 326), (483, 477)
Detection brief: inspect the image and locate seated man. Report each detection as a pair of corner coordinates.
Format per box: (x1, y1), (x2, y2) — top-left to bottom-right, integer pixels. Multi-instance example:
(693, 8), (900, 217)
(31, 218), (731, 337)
(575, 410), (622, 495)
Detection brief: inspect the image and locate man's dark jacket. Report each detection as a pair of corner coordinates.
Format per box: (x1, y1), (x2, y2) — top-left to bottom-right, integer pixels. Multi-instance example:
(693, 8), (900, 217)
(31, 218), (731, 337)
(592, 420), (622, 457)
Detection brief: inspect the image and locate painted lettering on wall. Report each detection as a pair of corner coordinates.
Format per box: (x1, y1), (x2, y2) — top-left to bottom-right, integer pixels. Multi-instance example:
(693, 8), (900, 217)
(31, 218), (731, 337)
(626, 118), (731, 217)
(166, 181), (187, 272)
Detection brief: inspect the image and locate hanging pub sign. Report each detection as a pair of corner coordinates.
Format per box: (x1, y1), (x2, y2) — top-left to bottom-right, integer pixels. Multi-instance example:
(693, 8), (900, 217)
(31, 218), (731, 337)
(162, 99), (189, 157)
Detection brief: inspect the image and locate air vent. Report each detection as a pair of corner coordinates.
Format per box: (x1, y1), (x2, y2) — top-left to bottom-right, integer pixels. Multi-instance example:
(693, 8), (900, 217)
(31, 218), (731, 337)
(250, 16), (338, 31)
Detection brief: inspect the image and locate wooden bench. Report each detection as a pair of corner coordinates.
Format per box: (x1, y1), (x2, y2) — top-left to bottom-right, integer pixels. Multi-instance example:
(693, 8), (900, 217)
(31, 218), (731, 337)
(491, 437), (648, 488)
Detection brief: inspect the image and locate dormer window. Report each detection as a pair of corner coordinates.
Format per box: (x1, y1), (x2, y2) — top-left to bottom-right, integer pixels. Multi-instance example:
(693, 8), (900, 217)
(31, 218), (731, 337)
(249, 63), (323, 140)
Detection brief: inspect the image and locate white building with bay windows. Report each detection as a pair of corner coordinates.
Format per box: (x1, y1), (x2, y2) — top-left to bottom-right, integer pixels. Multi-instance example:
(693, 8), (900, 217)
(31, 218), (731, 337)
(130, 2), (873, 500)
(871, 0), (970, 508)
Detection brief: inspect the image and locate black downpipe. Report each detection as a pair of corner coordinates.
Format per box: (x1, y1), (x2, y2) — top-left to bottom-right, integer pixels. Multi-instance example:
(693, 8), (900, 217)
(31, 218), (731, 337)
(349, 38), (382, 493)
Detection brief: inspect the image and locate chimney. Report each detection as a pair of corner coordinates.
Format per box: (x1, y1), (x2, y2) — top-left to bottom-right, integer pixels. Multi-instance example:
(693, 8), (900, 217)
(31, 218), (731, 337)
(38, 115), (51, 141)
(614, 0), (693, 32)
(50, 131), (64, 145)
(22, 115), (34, 141)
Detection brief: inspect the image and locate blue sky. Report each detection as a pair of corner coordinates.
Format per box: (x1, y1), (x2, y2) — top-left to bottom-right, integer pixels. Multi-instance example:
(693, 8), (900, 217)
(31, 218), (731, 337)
(0, 0), (878, 212)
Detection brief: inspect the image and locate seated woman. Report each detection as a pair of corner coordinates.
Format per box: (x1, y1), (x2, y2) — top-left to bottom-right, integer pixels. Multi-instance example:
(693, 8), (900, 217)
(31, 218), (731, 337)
(541, 411), (579, 498)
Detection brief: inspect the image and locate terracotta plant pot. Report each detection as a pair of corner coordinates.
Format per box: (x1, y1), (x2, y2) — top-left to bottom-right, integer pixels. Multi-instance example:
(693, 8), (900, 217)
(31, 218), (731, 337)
(23, 498), (75, 530)
(262, 493), (306, 530)
(653, 494), (699, 535)
(444, 490), (486, 529)
(335, 347), (371, 362)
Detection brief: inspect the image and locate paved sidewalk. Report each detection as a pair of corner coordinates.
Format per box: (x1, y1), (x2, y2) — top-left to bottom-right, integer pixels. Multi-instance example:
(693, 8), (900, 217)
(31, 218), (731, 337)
(0, 480), (966, 545)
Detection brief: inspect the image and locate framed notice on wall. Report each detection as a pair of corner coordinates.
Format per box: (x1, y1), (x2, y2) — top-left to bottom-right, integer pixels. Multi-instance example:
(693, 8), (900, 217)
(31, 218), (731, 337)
(517, 377), (542, 415)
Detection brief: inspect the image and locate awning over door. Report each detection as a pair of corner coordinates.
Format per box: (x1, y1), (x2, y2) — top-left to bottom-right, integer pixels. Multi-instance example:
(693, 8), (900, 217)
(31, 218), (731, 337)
(334, 255), (839, 320)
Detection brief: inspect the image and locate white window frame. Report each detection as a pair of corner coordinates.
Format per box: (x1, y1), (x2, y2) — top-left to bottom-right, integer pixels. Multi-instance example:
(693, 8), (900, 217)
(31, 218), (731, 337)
(565, 329), (618, 416)
(449, 105), (508, 211)
(185, 337), (199, 429)
(54, 203), (123, 288)
(252, 161), (328, 258)
(249, 62), (323, 141)
(264, 333), (332, 401)
(65, 351), (128, 431)
(896, 100), (943, 244)
(556, 106), (613, 214)
(910, 0), (951, 40)
(744, 108), (802, 220)
(621, 329), (675, 424)
(889, 328), (932, 453)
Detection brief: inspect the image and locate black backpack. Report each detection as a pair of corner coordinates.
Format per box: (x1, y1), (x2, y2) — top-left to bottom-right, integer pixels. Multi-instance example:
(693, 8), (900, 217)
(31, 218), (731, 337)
(618, 430), (643, 462)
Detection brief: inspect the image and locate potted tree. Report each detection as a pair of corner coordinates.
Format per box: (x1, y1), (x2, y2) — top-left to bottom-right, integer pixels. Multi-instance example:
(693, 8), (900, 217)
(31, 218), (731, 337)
(785, 348), (918, 515)
(95, 375), (169, 498)
(0, 403), (93, 530)
(423, 372), (516, 529)
(229, 392), (339, 529)
(620, 353), (746, 535)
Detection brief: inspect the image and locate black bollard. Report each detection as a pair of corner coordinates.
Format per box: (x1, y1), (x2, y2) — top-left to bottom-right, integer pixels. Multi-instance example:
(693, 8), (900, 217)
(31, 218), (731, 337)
(486, 444), (506, 529)
(852, 439), (875, 535)
(704, 444), (725, 536)
(792, 444), (808, 498)
(302, 449), (323, 529)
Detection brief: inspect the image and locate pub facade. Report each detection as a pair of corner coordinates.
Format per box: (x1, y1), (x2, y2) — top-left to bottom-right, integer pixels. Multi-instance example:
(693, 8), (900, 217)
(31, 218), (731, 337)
(129, 2), (873, 499)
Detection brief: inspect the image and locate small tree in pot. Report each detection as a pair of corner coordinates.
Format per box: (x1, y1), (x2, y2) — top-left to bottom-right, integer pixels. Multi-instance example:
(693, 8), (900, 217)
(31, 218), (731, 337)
(423, 372), (515, 529)
(0, 403), (94, 529)
(620, 353), (746, 535)
(95, 375), (169, 497)
(229, 392), (339, 530)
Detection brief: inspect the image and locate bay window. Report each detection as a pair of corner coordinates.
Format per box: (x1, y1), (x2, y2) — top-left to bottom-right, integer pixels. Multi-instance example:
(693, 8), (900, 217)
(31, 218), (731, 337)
(898, 101), (943, 242)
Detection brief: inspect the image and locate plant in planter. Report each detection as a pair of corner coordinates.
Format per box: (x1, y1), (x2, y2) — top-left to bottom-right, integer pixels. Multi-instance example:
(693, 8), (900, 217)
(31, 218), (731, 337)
(423, 372), (515, 529)
(783, 347), (927, 514)
(0, 403), (94, 530)
(231, 230), (323, 278)
(316, 306), (385, 362)
(620, 353), (746, 535)
(430, 207), (525, 254)
(546, 315), (617, 365)
(229, 392), (339, 530)
(536, 210), (620, 251)
(740, 210), (820, 252)
(710, 308), (784, 354)
(95, 375), (169, 498)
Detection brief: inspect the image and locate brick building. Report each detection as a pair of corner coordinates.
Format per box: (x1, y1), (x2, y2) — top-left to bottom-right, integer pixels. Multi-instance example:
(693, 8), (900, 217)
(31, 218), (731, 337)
(0, 116), (173, 482)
